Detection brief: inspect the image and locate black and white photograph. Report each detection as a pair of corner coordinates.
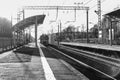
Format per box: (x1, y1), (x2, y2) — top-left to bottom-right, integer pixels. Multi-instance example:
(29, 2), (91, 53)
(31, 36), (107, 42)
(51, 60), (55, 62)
(0, 0), (119, 80)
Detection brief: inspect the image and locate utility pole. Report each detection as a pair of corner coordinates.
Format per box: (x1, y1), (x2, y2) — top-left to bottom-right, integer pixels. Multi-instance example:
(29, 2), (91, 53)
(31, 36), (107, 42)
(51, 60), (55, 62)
(23, 9), (25, 20)
(11, 16), (13, 48)
(97, 0), (101, 40)
(59, 20), (62, 42)
(58, 23), (60, 46)
(95, 0), (101, 41)
(82, 24), (84, 42)
(17, 13), (20, 22)
(86, 10), (89, 43)
(35, 16), (38, 47)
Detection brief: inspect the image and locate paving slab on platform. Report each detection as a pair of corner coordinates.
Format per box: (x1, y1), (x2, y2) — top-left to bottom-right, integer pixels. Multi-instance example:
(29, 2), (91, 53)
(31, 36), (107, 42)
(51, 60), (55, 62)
(0, 43), (45, 80)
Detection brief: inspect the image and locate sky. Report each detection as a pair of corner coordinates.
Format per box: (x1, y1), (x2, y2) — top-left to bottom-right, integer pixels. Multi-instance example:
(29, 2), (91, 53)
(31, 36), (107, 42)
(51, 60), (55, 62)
(0, 0), (120, 37)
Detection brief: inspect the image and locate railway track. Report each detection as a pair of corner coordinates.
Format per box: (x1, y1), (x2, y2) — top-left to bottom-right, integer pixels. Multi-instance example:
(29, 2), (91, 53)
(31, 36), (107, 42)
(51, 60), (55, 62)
(60, 45), (120, 67)
(49, 44), (119, 80)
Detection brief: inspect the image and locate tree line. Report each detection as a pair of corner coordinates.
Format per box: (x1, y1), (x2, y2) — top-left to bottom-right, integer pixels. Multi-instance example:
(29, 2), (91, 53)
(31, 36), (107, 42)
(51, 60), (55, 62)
(56, 24), (98, 42)
(0, 17), (12, 37)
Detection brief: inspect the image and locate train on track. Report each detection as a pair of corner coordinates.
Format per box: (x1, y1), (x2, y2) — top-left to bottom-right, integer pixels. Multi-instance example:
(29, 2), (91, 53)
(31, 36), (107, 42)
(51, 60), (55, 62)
(40, 34), (49, 46)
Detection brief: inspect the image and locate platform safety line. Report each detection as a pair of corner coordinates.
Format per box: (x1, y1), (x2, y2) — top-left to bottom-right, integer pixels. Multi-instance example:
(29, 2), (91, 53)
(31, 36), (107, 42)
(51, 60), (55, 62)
(38, 44), (56, 80)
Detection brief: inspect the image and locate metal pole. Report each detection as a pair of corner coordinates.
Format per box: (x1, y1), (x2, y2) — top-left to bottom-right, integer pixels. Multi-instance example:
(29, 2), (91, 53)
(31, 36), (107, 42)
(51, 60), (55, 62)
(13, 31), (15, 48)
(14, 31), (16, 47)
(23, 29), (26, 44)
(23, 30), (25, 44)
(58, 24), (59, 46)
(20, 30), (22, 45)
(97, 0), (101, 42)
(17, 13), (20, 22)
(86, 10), (89, 43)
(110, 20), (112, 46)
(23, 29), (25, 44)
(29, 27), (31, 43)
(35, 16), (38, 47)
(23, 9), (25, 20)
(17, 31), (18, 47)
(26, 29), (28, 44)
(19, 31), (20, 46)
(11, 16), (13, 48)
(60, 21), (62, 42)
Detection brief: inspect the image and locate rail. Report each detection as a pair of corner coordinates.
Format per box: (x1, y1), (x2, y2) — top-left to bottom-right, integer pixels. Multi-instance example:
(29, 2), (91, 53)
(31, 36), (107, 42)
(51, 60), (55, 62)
(49, 44), (118, 80)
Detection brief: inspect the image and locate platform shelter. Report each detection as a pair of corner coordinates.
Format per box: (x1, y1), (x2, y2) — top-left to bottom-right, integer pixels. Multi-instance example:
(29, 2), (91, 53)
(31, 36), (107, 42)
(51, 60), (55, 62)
(12, 15), (45, 47)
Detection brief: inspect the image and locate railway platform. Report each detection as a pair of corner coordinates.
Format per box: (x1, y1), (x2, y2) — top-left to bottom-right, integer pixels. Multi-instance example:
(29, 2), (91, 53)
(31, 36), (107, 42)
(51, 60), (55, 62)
(61, 42), (120, 52)
(0, 42), (88, 80)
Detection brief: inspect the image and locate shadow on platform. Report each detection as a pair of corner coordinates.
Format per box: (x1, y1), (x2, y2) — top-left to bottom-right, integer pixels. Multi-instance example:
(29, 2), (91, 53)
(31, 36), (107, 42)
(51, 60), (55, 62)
(0, 46), (40, 63)
(13, 46), (40, 57)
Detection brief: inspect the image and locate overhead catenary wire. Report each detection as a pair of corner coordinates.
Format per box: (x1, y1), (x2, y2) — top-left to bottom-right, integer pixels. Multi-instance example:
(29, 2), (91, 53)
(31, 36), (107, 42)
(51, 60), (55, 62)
(84, 0), (95, 5)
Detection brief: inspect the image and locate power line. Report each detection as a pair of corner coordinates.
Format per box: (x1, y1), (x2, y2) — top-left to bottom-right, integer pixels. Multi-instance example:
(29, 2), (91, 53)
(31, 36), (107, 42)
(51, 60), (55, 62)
(84, 0), (95, 5)
(90, 4), (97, 10)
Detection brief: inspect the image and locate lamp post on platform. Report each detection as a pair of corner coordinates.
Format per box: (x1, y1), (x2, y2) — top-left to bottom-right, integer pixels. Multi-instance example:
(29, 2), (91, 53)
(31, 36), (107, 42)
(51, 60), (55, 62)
(35, 16), (38, 47)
